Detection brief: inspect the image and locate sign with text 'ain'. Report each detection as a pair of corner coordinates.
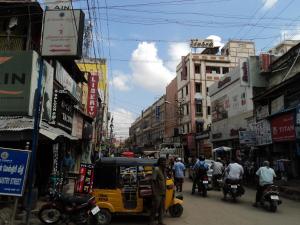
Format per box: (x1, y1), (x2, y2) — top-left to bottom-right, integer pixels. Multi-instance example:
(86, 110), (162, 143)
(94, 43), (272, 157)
(0, 147), (30, 197)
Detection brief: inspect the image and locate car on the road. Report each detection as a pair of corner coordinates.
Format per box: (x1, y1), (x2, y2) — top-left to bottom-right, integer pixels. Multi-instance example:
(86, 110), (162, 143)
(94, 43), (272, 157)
(187, 159), (215, 189)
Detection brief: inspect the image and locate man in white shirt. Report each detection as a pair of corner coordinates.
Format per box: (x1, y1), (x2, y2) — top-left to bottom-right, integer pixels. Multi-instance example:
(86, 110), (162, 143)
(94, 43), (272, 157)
(225, 160), (244, 181)
(253, 161), (277, 207)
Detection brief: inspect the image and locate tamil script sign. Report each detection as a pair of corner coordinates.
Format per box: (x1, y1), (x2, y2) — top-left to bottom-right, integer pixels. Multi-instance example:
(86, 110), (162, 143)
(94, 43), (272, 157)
(0, 147), (30, 197)
(190, 39), (214, 48)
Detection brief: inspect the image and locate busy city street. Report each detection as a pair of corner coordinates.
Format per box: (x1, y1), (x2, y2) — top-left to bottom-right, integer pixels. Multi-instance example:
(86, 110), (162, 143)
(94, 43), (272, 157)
(110, 180), (300, 225)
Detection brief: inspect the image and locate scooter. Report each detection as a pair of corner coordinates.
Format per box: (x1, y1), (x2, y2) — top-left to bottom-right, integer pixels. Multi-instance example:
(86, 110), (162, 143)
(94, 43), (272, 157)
(38, 190), (101, 225)
(223, 180), (244, 202)
(260, 185), (282, 212)
(198, 175), (209, 197)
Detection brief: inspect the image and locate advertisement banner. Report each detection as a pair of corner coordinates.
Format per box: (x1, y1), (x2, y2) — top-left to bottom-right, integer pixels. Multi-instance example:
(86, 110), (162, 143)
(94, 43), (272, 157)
(271, 112), (296, 142)
(0, 147), (30, 197)
(87, 73), (99, 118)
(41, 10), (84, 58)
(212, 95), (229, 122)
(75, 163), (94, 194)
(256, 119), (272, 146)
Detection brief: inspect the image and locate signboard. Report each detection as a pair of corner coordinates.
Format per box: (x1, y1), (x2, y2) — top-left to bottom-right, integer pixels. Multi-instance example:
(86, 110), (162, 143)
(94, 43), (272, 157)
(0, 51), (54, 119)
(41, 10), (85, 58)
(271, 112), (295, 142)
(190, 39), (214, 48)
(240, 58), (250, 87)
(0, 147), (30, 197)
(256, 105), (269, 120)
(212, 95), (229, 122)
(87, 73), (99, 118)
(271, 95), (284, 114)
(259, 53), (271, 72)
(44, 0), (72, 10)
(256, 119), (272, 145)
(72, 112), (83, 139)
(239, 131), (256, 145)
(76, 163), (94, 194)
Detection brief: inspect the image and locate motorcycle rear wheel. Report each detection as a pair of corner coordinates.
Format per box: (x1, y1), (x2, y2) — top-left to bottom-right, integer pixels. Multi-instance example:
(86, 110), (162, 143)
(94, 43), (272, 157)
(38, 206), (61, 224)
(270, 201), (278, 212)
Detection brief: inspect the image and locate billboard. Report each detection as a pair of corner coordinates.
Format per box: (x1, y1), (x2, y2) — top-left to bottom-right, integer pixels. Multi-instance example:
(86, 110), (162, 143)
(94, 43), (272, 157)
(190, 39), (214, 48)
(271, 112), (295, 142)
(0, 51), (53, 119)
(256, 119), (272, 146)
(41, 10), (84, 58)
(0, 147), (30, 197)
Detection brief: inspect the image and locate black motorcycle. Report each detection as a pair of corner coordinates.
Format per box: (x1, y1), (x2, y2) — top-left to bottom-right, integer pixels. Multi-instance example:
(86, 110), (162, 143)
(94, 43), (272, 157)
(223, 179), (245, 202)
(198, 175), (209, 197)
(260, 185), (282, 212)
(38, 190), (102, 225)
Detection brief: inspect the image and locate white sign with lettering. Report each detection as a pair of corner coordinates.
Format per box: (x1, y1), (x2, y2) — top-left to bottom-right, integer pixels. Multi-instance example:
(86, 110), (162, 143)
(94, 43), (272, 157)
(44, 0), (72, 10)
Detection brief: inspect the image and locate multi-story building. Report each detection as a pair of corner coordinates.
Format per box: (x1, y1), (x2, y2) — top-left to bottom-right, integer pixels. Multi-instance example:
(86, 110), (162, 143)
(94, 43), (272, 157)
(175, 40), (255, 157)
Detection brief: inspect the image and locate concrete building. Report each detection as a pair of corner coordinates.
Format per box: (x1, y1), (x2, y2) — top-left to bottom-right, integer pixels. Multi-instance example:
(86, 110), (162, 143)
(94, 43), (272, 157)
(175, 40), (255, 158)
(209, 56), (266, 160)
(253, 42), (300, 178)
(268, 40), (299, 56)
(129, 96), (166, 151)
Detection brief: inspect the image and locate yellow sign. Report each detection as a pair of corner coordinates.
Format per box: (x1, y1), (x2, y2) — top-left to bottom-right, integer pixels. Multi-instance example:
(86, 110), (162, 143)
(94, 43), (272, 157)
(77, 60), (107, 91)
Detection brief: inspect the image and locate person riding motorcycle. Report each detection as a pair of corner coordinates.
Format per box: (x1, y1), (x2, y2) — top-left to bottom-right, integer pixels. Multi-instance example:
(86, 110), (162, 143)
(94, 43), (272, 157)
(211, 158), (224, 190)
(191, 155), (209, 194)
(253, 160), (277, 207)
(223, 158), (244, 199)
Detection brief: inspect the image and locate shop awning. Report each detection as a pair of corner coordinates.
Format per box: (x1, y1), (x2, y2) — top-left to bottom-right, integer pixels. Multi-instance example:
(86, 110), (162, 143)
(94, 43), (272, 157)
(0, 117), (78, 141)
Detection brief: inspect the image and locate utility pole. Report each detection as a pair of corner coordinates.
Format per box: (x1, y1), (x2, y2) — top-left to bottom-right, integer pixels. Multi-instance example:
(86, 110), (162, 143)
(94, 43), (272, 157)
(109, 117), (114, 156)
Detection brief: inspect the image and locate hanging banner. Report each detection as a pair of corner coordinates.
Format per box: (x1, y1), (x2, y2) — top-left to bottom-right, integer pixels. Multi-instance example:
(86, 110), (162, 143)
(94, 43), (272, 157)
(76, 163), (94, 194)
(87, 73), (99, 118)
(0, 147), (30, 197)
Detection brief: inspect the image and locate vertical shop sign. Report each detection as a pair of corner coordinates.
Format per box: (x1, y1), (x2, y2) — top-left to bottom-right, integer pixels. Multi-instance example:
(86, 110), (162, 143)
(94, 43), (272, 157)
(76, 163), (94, 194)
(87, 73), (99, 118)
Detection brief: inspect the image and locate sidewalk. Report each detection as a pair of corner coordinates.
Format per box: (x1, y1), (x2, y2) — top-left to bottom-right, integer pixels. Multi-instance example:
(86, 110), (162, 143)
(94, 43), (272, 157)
(275, 179), (300, 201)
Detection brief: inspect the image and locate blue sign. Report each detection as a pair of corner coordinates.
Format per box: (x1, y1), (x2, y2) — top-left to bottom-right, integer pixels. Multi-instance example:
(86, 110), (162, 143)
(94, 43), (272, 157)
(0, 147), (30, 197)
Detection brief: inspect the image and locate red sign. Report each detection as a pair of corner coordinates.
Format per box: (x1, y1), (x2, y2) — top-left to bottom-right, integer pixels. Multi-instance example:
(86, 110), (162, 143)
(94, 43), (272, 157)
(75, 163), (94, 194)
(271, 113), (295, 142)
(87, 73), (99, 118)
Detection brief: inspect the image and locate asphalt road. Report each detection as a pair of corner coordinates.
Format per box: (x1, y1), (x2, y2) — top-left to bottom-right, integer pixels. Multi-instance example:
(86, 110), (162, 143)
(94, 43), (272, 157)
(110, 180), (300, 225)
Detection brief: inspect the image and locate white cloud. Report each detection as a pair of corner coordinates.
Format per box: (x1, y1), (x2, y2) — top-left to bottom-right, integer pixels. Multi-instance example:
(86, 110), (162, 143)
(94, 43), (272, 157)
(262, 0), (278, 10)
(166, 42), (190, 72)
(111, 71), (131, 91)
(130, 42), (174, 93)
(207, 35), (224, 48)
(112, 108), (135, 138)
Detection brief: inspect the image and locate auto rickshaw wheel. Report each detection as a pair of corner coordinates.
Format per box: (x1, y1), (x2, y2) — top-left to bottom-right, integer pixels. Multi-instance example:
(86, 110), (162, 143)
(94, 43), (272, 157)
(169, 204), (183, 217)
(95, 209), (112, 225)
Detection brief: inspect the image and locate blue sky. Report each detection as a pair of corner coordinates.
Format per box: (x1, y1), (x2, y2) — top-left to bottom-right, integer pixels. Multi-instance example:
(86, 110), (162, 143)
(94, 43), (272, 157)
(41, 0), (300, 139)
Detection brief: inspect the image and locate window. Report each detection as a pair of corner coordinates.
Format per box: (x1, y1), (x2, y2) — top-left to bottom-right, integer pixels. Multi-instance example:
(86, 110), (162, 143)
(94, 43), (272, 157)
(196, 102), (202, 115)
(186, 104), (189, 115)
(223, 67), (229, 74)
(195, 82), (202, 93)
(186, 86), (188, 95)
(187, 123), (190, 133)
(206, 66), (220, 74)
(181, 89), (184, 98)
(206, 87), (209, 95)
(181, 66), (187, 80)
(207, 106), (211, 115)
(195, 64), (201, 74)
(196, 122), (204, 133)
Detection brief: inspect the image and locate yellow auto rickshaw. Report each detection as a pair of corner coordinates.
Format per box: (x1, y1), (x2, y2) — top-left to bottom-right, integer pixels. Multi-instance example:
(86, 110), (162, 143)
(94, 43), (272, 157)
(92, 157), (183, 224)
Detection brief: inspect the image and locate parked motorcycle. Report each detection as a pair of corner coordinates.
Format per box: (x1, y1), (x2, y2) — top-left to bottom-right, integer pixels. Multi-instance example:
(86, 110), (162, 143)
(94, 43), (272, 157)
(38, 190), (101, 225)
(198, 175), (209, 197)
(260, 185), (282, 212)
(223, 180), (245, 202)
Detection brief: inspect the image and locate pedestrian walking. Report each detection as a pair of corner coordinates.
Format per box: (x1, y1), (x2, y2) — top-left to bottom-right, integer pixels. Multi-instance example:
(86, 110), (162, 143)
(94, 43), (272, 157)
(173, 158), (186, 192)
(149, 157), (167, 225)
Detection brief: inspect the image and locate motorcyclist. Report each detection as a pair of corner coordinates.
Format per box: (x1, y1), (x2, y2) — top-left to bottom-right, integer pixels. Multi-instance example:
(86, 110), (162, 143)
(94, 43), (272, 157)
(191, 155), (209, 194)
(211, 157), (224, 190)
(253, 160), (277, 207)
(223, 158), (244, 199)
